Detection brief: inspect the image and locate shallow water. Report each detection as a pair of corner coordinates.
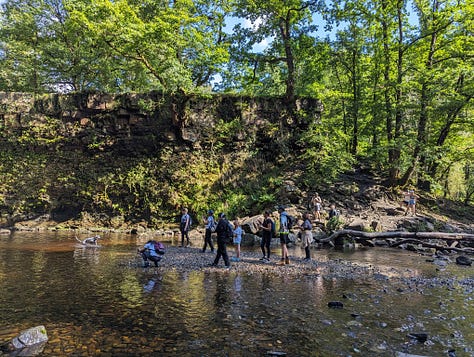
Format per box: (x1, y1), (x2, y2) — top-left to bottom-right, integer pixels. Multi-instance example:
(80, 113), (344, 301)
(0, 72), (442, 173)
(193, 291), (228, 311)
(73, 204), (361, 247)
(0, 232), (472, 356)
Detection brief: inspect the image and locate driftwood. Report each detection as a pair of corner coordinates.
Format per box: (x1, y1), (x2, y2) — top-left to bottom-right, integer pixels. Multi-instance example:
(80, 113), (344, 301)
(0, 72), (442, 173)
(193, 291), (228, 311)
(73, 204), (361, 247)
(390, 239), (474, 254)
(320, 229), (474, 254)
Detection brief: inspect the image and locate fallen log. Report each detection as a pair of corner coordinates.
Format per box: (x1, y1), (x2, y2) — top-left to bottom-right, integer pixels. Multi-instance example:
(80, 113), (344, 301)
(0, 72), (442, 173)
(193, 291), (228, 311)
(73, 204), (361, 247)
(320, 229), (474, 243)
(389, 239), (474, 254)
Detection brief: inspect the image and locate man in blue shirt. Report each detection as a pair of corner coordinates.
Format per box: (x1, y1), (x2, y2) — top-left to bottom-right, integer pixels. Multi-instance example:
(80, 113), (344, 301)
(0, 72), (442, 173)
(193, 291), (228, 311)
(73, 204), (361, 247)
(277, 206), (291, 265)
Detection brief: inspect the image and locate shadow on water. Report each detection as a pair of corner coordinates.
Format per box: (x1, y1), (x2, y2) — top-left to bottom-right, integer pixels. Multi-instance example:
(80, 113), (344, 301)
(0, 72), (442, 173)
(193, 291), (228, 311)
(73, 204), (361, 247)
(0, 231), (473, 356)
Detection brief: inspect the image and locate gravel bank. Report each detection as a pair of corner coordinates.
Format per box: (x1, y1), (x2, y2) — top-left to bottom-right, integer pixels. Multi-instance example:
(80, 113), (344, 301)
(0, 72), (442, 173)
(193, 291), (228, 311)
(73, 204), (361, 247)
(125, 245), (381, 280)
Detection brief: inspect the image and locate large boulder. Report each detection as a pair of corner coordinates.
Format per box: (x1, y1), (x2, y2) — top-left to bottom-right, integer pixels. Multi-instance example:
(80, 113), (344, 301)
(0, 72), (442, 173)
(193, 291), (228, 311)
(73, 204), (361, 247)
(241, 233), (258, 247)
(346, 219), (369, 232)
(241, 215), (264, 234)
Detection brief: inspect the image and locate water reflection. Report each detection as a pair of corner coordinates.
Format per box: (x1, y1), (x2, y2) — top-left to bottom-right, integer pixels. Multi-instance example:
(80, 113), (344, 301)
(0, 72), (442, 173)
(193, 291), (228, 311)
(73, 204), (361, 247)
(0, 232), (472, 356)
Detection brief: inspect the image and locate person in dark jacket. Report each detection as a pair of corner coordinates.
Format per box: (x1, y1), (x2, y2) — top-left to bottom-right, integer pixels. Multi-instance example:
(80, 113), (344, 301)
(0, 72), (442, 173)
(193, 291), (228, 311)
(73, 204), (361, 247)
(211, 213), (231, 268)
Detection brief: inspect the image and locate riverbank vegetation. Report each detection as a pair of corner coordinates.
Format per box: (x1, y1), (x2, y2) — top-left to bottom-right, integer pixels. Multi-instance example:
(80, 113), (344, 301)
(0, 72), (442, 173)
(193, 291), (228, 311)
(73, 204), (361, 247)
(0, 0), (473, 228)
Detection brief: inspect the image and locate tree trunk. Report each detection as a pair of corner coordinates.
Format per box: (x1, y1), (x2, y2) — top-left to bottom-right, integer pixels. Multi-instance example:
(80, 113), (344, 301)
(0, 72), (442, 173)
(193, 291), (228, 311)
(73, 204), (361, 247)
(400, 1), (439, 188)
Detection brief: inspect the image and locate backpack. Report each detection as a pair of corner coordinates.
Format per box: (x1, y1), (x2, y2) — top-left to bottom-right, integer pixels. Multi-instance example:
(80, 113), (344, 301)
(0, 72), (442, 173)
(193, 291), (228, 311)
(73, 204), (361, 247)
(271, 220), (277, 238)
(210, 217), (217, 232)
(286, 215), (296, 230)
(152, 241), (166, 255)
(225, 221), (234, 244)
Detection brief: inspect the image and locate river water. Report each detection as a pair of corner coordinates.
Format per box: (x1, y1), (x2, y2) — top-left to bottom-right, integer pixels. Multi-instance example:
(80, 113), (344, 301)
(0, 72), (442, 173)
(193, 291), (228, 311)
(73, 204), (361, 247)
(0, 231), (472, 356)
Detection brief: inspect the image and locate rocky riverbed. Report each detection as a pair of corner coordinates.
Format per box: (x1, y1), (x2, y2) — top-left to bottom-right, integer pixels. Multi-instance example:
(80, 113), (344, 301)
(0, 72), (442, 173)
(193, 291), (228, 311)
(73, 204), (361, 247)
(124, 245), (473, 285)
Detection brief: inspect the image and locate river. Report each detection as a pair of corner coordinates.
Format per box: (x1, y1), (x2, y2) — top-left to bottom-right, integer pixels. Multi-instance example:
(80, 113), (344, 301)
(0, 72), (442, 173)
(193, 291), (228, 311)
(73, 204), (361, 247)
(0, 231), (472, 356)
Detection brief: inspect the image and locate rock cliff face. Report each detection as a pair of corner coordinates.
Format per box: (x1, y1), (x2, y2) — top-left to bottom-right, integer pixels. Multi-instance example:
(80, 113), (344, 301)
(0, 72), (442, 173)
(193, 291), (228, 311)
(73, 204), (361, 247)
(0, 92), (322, 150)
(0, 92), (322, 229)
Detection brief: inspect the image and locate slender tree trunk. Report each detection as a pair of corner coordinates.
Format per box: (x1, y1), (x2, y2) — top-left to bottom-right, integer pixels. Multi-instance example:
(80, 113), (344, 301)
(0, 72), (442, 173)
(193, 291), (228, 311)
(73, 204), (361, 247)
(400, 0), (439, 187)
(279, 15), (295, 107)
(385, 0), (404, 186)
(350, 47), (359, 155)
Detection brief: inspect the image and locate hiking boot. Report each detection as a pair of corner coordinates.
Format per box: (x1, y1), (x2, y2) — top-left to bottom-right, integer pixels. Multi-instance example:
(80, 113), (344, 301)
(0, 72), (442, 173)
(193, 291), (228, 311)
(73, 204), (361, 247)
(259, 256), (266, 261)
(285, 257), (291, 265)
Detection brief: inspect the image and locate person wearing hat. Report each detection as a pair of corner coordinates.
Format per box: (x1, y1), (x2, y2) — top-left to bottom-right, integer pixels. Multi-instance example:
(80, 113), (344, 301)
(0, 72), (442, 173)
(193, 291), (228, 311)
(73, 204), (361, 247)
(211, 213), (232, 268)
(202, 209), (216, 253)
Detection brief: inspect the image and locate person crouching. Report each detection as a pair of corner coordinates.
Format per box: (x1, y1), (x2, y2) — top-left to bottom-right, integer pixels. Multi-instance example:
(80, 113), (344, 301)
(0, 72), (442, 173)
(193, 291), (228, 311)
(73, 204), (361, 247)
(138, 240), (163, 267)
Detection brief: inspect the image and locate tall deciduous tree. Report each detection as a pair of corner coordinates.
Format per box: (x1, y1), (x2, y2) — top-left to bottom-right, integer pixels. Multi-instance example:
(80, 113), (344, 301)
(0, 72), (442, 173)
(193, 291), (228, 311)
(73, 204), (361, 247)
(225, 0), (321, 104)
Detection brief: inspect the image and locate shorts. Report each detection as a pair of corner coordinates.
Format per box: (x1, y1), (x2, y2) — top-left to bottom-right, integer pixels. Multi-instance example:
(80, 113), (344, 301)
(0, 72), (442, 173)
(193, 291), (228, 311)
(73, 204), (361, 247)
(409, 199), (416, 205)
(279, 232), (290, 245)
(233, 236), (242, 245)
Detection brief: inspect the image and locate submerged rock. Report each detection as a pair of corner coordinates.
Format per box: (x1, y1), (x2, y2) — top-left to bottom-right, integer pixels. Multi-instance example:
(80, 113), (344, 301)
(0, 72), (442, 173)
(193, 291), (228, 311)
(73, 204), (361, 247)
(407, 332), (428, 343)
(455, 256), (472, 266)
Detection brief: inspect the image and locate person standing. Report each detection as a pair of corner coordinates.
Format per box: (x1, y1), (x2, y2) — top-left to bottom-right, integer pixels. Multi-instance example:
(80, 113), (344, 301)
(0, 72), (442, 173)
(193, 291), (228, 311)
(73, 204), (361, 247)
(328, 204), (339, 219)
(311, 193), (322, 221)
(180, 208), (192, 247)
(277, 206), (291, 265)
(211, 213), (231, 268)
(259, 210), (273, 262)
(232, 220), (243, 262)
(202, 209), (215, 253)
(405, 189), (419, 216)
(301, 212), (313, 261)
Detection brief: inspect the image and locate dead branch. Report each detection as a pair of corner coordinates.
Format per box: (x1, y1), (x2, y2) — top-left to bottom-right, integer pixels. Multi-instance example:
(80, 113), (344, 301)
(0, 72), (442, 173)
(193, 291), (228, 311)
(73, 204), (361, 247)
(389, 239), (474, 254)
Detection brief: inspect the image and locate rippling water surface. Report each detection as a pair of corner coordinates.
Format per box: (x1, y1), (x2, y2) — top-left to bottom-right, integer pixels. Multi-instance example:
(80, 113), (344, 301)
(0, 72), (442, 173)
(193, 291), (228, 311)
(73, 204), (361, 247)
(0, 231), (472, 356)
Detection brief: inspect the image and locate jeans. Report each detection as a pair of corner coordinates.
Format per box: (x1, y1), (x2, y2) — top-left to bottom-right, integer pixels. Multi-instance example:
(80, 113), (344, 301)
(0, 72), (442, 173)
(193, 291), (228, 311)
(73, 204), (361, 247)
(202, 228), (214, 252)
(213, 238), (230, 267)
(140, 251), (161, 267)
(181, 230), (190, 246)
(260, 235), (271, 258)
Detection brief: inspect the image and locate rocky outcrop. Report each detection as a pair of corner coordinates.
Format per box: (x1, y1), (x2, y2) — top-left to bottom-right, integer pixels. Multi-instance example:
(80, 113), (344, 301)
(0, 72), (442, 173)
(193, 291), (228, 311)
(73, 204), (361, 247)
(0, 325), (48, 356)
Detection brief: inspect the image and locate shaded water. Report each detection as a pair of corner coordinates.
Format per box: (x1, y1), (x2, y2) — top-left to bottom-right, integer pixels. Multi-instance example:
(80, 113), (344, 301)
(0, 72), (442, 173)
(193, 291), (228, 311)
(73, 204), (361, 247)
(0, 232), (472, 356)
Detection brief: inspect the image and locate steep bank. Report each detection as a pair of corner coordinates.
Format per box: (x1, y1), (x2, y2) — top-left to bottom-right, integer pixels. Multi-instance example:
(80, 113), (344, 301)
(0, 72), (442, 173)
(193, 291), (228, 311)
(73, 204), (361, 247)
(0, 91), (322, 230)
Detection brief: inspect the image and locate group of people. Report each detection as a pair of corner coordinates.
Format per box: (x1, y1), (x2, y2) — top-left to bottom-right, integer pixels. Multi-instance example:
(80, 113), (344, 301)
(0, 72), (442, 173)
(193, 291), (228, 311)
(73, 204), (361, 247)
(138, 187), (421, 268)
(138, 201), (339, 268)
(195, 205), (315, 268)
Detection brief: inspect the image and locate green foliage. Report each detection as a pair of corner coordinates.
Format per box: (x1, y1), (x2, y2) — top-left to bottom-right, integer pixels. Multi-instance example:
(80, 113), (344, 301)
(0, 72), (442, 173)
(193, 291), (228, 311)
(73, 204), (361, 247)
(298, 120), (355, 186)
(326, 216), (344, 233)
(0, 0), (473, 220)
